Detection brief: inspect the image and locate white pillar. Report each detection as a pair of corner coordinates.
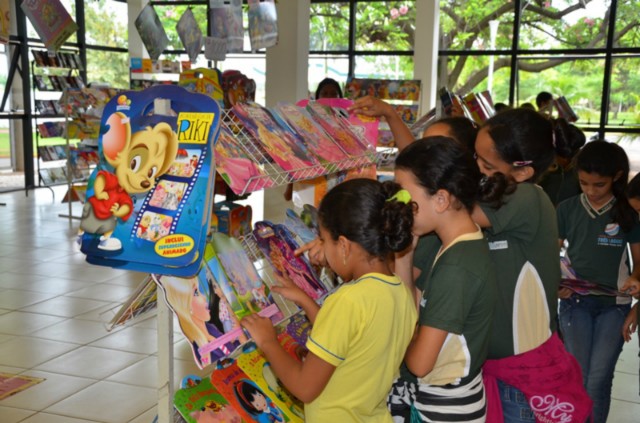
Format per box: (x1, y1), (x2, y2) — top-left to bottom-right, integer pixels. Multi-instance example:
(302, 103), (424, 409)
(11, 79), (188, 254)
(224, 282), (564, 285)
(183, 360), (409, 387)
(127, 0), (148, 60)
(413, 0), (440, 115)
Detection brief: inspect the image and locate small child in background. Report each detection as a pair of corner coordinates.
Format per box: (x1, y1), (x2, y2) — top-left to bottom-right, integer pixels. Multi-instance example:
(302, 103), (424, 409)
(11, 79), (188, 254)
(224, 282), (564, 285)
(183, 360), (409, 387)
(557, 140), (640, 423)
(242, 178), (417, 423)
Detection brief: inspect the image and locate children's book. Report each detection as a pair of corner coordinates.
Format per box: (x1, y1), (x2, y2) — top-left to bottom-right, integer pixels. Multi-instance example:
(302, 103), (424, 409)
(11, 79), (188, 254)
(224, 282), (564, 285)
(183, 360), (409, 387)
(272, 103), (349, 165)
(560, 257), (628, 297)
(222, 70), (256, 108)
(21, 0), (77, 52)
(409, 107), (436, 139)
(247, 0), (278, 51)
(345, 78), (421, 101)
(284, 209), (318, 246)
(176, 8), (203, 63)
(305, 101), (373, 157)
(155, 255), (247, 369)
(135, 4), (169, 60)
(232, 102), (324, 179)
(210, 0), (244, 53)
(107, 275), (157, 330)
(79, 85), (221, 277)
(554, 96), (579, 123)
(253, 221), (326, 301)
(209, 233), (285, 324)
(215, 125), (274, 195)
(179, 68), (224, 101)
(236, 344), (304, 422)
(203, 36), (227, 62)
(174, 375), (244, 423)
(211, 359), (289, 423)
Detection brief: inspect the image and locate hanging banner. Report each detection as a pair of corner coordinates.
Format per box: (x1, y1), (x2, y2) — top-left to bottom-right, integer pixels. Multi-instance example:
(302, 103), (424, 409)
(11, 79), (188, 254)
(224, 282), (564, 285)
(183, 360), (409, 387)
(21, 0), (78, 51)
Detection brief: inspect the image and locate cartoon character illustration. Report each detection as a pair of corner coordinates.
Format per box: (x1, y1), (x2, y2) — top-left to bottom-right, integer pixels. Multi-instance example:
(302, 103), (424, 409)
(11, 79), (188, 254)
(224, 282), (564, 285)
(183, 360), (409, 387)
(137, 214), (152, 239)
(79, 112), (179, 251)
(262, 362), (304, 419)
(234, 380), (284, 423)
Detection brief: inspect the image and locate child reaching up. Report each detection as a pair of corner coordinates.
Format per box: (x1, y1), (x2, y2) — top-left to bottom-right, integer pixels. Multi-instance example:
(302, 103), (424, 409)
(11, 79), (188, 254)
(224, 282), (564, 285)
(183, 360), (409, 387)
(558, 140), (640, 422)
(242, 178), (418, 423)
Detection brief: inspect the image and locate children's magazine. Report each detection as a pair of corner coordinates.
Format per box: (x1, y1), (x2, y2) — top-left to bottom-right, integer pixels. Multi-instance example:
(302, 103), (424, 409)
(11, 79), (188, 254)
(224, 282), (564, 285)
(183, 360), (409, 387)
(134, 4), (169, 60)
(176, 8), (203, 63)
(174, 375), (244, 423)
(247, 0), (278, 51)
(79, 85), (221, 277)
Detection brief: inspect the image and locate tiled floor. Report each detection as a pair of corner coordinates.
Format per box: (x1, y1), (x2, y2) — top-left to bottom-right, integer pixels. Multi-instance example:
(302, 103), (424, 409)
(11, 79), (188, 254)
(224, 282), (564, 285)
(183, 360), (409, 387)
(0, 186), (639, 422)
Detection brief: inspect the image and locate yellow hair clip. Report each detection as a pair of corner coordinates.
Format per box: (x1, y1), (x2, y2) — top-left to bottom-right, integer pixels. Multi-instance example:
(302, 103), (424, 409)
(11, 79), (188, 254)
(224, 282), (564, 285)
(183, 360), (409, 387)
(387, 189), (412, 204)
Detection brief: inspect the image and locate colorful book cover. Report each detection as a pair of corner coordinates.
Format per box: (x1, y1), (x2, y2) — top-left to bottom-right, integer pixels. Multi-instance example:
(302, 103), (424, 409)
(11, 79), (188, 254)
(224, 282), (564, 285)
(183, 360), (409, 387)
(560, 257), (628, 297)
(135, 4), (169, 61)
(409, 107), (436, 139)
(79, 85), (221, 277)
(204, 36), (227, 61)
(232, 102), (324, 179)
(236, 345), (304, 422)
(210, 0), (244, 53)
(21, 0), (78, 51)
(345, 78), (421, 101)
(179, 68), (224, 101)
(222, 70), (256, 108)
(215, 125), (274, 195)
(281, 313), (312, 349)
(305, 101), (373, 157)
(174, 375), (244, 423)
(211, 359), (288, 423)
(272, 103), (349, 165)
(253, 221), (326, 301)
(209, 232), (285, 324)
(284, 209), (317, 246)
(176, 8), (203, 63)
(108, 275), (157, 330)
(156, 259), (247, 369)
(247, 0), (278, 51)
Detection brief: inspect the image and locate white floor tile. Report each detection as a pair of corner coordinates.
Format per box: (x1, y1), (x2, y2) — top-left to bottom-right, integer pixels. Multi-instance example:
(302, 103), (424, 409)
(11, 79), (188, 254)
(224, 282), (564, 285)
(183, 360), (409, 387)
(0, 406), (37, 423)
(0, 289), (59, 309)
(0, 311), (66, 336)
(0, 370), (96, 410)
(30, 318), (112, 345)
(18, 278), (98, 296)
(107, 355), (206, 389)
(89, 326), (158, 354)
(21, 296), (110, 318)
(127, 407), (157, 423)
(608, 399), (640, 422)
(44, 381), (157, 423)
(35, 346), (146, 380)
(19, 413), (100, 423)
(65, 283), (136, 303)
(0, 337), (78, 368)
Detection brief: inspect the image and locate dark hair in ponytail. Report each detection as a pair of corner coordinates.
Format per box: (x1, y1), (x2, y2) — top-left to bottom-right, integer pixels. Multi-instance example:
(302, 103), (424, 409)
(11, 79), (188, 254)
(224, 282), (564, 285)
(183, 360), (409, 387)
(552, 118), (586, 159)
(318, 178), (414, 258)
(483, 108), (581, 182)
(395, 136), (513, 211)
(627, 173), (640, 200)
(427, 116), (478, 152)
(576, 140), (635, 232)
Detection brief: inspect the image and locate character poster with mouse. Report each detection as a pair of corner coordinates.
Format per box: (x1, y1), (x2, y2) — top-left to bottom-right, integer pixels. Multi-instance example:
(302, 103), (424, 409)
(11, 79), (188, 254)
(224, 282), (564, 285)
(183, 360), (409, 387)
(79, 85), (221, 277)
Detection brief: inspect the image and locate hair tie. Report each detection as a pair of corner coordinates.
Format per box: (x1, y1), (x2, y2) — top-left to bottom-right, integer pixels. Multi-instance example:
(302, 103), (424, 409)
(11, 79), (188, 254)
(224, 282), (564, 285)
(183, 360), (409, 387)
(387, 189), (412, 204)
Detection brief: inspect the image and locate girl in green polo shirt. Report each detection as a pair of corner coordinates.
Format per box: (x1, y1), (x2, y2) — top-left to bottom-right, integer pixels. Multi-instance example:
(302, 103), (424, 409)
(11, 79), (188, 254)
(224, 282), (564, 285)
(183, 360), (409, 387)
(557, 140), (640, 423)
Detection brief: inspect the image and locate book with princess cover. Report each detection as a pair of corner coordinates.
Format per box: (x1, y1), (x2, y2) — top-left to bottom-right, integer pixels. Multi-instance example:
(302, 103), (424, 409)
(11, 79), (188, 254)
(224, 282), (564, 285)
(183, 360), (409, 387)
(174, 375), (244, 423)
(253, 221), (327, 301)
(232, 102), (324, 180)
(79, 85), (221, 277)
(215, 125), (274, 195)
(155, 252), (248, 369)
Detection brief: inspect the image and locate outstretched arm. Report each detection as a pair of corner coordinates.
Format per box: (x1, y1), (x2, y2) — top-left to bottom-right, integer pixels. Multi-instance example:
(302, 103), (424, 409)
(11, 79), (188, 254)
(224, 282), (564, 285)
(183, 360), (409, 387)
(349, 96), (415, 151)
(241, 314), (335, 403)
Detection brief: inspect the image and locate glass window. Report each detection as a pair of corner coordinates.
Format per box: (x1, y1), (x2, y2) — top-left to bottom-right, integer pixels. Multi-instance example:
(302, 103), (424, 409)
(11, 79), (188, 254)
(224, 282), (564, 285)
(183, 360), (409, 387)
(86, 50), (129, 89)
(607, 56), (640, 128)
(614, 1), (640, 49)
(439, 54), (512, 103)
(310, 3), (350, 51)
(308, 55), (350, 98)
(355, 1), (415, 51)
(516, 57), (605, 125)
(519, 0), (610, 50)
(439, 0), (514, 51)
(354, 54), (413, 79)
(85, 1), (128, 48)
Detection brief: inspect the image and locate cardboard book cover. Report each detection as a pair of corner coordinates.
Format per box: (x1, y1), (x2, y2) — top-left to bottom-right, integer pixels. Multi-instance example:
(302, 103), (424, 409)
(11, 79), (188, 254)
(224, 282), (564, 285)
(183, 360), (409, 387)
(179, 68), (224, 101)
(236, 345), (304, 422)
(215, 125), (274, 195)
(247, 0), (278, 51)
(232, 102), (324, 179)
(211, 359), (289, 423)
(135, 4), (169, 61)
(560, 257), (628, 297)
(253, 221), (326, 301)
(79, 85), (221, 277)
(174, 375), (244, 423)
(210, 0), (244, 53)
(21, 0), (78, 52)
(176, 8), (203, 63)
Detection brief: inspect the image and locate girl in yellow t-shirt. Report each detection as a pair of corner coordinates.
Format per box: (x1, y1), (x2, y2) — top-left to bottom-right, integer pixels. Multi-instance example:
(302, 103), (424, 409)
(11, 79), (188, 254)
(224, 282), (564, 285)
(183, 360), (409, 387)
(241, 178), (418, 423)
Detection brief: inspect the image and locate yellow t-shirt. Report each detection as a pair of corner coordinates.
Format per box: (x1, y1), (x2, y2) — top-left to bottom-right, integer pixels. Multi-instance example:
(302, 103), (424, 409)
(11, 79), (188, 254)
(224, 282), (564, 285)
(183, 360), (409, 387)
(305, 273), (417, 423)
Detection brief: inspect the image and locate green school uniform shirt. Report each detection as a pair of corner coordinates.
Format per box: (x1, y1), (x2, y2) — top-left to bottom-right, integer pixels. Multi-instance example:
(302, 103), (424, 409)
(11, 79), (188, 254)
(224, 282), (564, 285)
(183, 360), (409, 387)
(401, 231), (496, 386)
(557, 194), (640, 306)
(480, 183), (560, 359)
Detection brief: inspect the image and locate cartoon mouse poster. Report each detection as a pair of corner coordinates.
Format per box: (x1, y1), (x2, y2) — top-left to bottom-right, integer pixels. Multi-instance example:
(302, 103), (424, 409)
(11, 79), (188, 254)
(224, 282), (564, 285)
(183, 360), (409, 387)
(79, 85), (221, 276)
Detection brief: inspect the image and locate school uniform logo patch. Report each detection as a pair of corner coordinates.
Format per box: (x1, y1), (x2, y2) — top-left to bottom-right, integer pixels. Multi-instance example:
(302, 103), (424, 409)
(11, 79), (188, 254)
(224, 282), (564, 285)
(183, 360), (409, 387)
(604, 223), (620, 236)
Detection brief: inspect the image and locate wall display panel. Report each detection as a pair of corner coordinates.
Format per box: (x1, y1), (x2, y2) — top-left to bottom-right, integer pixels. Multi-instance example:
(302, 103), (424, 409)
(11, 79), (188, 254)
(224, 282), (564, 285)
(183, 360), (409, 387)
(354, 1), (415, 52)
(308, 55), (350, 97)
(86, 50), (128, 88)
(438, 54), (511, 103)
(607, 56), (640, 128)
(518, 0), (611, 50)
(439, 0), (514, 51)
(516, 57), (605, 125)
(354, 54), (413, 80)
(310, 2), (350, 51)
(85, 0), (128, 48)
